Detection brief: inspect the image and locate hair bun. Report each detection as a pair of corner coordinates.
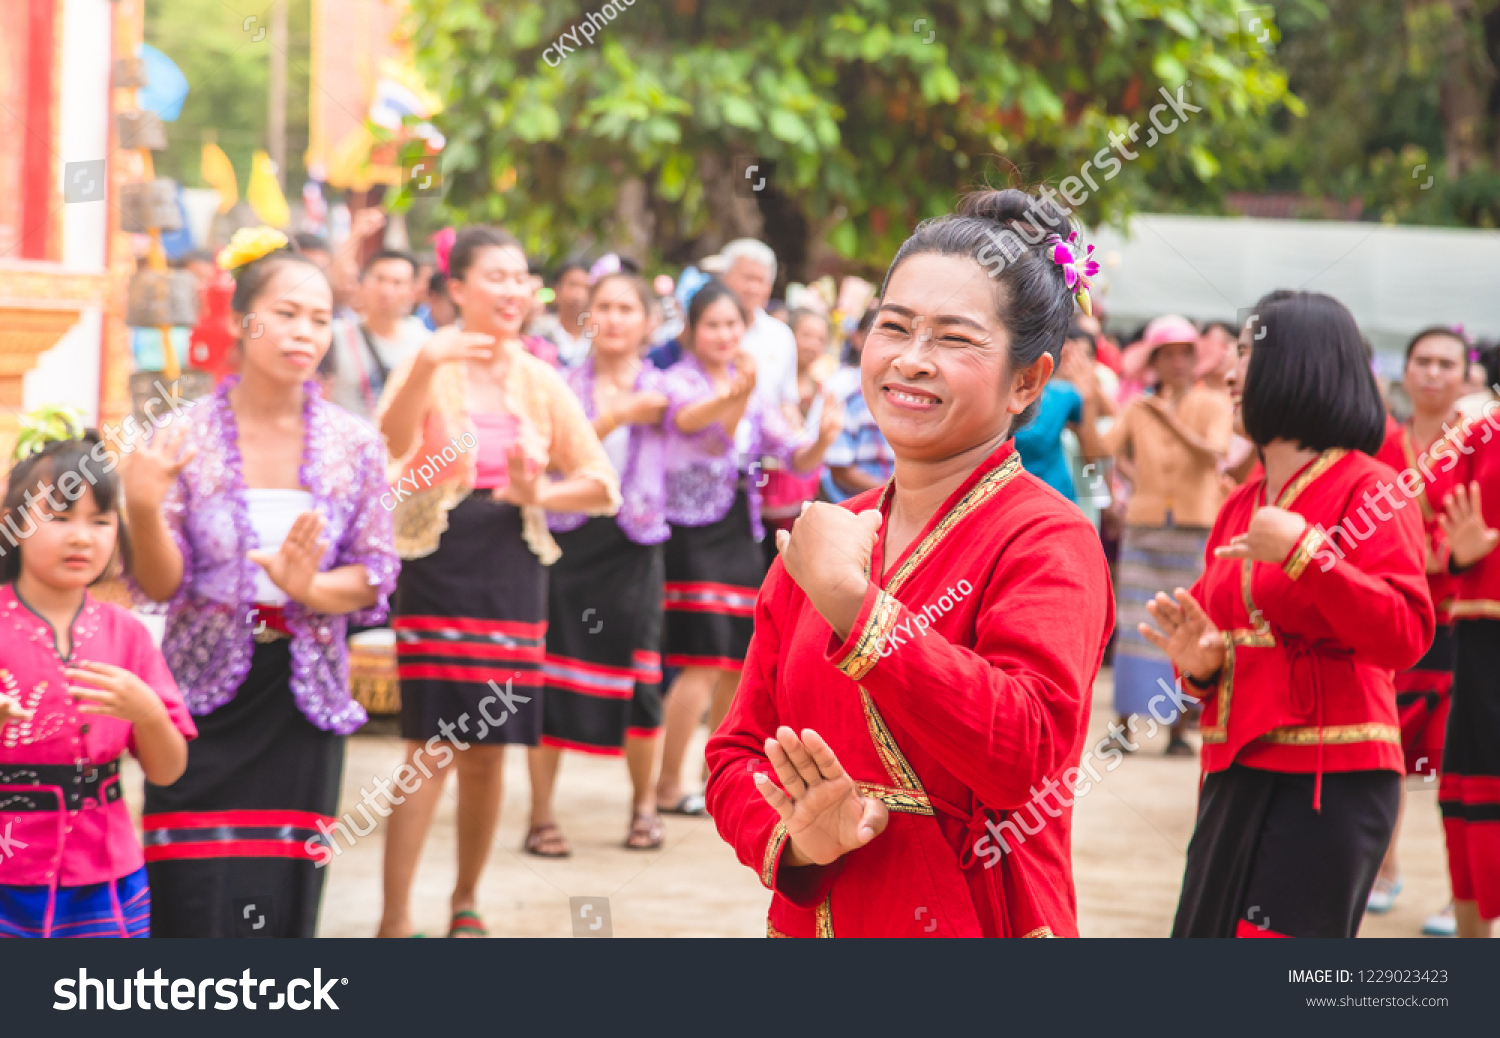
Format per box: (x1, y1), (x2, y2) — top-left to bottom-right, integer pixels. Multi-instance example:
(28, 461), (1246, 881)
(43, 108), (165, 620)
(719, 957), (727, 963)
(957, 187), (1073, 242)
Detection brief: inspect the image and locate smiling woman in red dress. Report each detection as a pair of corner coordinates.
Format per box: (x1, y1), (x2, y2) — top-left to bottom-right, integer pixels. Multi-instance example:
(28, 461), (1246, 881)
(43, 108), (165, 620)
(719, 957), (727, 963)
(704, 188), (1114, 938)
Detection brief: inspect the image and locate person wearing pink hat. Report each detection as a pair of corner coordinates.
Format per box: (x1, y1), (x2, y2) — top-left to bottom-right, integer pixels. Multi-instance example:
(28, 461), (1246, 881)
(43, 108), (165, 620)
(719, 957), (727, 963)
(1103, 315), (1233, 756)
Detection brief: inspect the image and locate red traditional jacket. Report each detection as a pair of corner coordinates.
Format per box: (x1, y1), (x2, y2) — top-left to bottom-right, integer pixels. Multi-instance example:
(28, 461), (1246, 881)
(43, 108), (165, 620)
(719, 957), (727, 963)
(1187, 448), (1432, 795)
(1374, 420), (1462, 624)
(706, 443), (1113, 937)
(1447, 400), (1500, 619)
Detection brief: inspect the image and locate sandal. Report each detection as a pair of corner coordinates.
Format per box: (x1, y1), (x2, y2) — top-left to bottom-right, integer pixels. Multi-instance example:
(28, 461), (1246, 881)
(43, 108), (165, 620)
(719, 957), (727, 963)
(447, 909), (488, 938)
(523, 822), (572, 858)
(625, 811), (664, 851)
(657, 793), (706, 816)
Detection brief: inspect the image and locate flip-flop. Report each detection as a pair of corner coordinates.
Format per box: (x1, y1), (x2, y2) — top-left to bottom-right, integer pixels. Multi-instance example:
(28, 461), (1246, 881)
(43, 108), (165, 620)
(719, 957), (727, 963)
(448, 909), (488, 938)
(657, 793), (706, 816)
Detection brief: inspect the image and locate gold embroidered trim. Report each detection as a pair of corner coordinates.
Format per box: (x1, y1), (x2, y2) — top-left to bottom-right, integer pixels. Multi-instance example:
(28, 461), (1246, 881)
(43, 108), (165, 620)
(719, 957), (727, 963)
(1257, 723), (1401, 746)
(861, 688), (924, 792)
(857, 781), (935, 815)
(1283, 526), (1326, 581)
(884, 452), (1023, 598)
(1449, 600), (1500, 619)
(761, 820), (789, 888)
(1021, 925), (1056, 938)
(835, 590), (902, 681)
(1275, 448), (1347, 509)
(815, 895), (835, 938)
(766, 920), (793, 938)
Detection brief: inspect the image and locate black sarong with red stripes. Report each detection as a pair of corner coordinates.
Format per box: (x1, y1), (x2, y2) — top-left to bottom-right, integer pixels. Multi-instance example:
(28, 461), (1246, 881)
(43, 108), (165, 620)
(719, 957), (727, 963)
(663, 493), (762, 671)
(1442, 618), (1500, 919)
(392, 495), (547, 746)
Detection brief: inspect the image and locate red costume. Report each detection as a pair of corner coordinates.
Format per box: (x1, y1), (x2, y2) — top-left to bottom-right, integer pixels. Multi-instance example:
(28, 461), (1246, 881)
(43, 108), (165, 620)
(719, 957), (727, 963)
(1172, 447), (1432, 938)
(1438, 400), (1500, 919)
(1191, 448), (1432, 787)
(706, 443), (1113, 937)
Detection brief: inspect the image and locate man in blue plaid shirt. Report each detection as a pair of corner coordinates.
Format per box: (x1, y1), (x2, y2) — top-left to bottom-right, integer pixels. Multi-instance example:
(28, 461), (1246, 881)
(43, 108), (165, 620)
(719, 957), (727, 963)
(821, 381), (896, 503)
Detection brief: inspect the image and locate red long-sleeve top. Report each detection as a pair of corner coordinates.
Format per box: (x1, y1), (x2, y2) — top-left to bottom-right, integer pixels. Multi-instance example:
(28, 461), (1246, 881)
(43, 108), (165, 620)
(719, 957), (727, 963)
(1187, 448), (1432, 795)
(705, 443), (1113, 937)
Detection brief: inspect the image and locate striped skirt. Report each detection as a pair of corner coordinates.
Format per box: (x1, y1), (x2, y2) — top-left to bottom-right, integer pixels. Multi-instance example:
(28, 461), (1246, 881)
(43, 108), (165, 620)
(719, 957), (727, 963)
(144, 640), (344, 938)
(394, 494), (547, 746)
(664, 493), (762, 671)
(1441, 618), (1500, 919)
(1113, 520), (1211, 718)
(0, 866), (150, 938)
(1396, 624), (1454, 777)
(542, 517), (664, 755)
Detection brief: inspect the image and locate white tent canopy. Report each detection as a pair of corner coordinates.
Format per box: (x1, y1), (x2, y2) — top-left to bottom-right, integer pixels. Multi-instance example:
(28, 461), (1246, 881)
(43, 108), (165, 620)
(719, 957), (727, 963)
(1088, 214), (1500, 371)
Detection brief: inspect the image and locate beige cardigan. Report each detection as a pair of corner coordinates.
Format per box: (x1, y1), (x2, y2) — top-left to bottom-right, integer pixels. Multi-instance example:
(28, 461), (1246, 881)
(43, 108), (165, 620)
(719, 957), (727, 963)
(376, 344), (620, 563)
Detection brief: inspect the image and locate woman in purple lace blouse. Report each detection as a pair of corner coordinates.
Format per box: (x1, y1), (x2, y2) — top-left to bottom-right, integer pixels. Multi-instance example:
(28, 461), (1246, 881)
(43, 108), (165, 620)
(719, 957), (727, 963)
(531, 272), (672, 854)
(125, 233), (398, 937)
(653, 279), (842, 816)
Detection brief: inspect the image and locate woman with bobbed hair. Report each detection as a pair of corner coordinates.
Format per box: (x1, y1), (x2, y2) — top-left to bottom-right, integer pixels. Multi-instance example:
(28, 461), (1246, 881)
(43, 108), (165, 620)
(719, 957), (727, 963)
(1144, 290), (1433, 938)
(705, 188), (1114, 937)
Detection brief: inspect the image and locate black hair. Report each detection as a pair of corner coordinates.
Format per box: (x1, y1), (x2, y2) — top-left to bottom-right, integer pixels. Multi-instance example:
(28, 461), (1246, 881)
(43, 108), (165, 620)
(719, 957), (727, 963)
(0, 432), (132, 584)
(361, 248), (419, 279)
(428, 270), (448, 298)
(229, 247), (326, 316)
(1240, 290), (1386, 455)
(686, 278), (749, 330)
(551, 258), (590, 285)
(880, 187), (1079, 428)
(448, 226), (523, 283)
(1403, 325), (1467, 364)
(589, 271), (653, 314)
(293, 232), (329, 255)
(1475, 342), (1500, 389)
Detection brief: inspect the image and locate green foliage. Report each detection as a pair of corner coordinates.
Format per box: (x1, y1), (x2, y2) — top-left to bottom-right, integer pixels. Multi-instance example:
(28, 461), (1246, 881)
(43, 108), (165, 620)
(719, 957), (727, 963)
(1226, 0), (1500, 227)
(144, 0), (311, 194)
(406, 0), (1294, 275)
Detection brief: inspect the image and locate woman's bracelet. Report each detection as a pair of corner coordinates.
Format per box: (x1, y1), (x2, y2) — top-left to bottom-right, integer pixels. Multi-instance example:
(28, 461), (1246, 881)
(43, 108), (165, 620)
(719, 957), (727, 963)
(1183, 667), (1222, 690)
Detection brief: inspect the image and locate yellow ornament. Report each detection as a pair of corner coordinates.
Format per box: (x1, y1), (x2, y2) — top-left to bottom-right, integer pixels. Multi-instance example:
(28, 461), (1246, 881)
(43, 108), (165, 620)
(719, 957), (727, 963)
(217, 226), (290, 272)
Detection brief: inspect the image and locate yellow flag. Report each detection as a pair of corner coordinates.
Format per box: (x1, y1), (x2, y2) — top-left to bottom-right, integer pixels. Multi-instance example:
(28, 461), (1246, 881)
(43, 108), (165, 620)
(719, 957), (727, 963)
(246, 150), (291, 229)
(199, 142), (238, 213)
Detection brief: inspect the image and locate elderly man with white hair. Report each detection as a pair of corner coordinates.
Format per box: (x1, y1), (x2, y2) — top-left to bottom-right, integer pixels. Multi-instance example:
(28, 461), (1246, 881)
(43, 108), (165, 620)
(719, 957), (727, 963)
(719, 238), (801, 424)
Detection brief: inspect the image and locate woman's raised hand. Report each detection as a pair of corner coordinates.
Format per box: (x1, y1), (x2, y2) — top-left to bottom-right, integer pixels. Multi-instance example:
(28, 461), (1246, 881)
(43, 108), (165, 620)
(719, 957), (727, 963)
(246, 510), (328, 607)
(122, 425), (196, 517)
(1139, 588), (1226, 684)
(752, 726), (889, 867)
(1213, 505), (1307, 564)
(815, 388), (845, 446)
(0, 692), (33, 725)
(1441, 481), (1499, 568)
(728, 350), (758, 399)
(420, 326), (496, 366)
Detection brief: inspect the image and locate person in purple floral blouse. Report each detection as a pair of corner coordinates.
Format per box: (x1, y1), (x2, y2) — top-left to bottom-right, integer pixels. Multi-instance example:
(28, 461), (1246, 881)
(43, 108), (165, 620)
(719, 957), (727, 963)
(124, 230), (399, 937)
(530, 272), (672, 855)
(653, 279), (842, 817)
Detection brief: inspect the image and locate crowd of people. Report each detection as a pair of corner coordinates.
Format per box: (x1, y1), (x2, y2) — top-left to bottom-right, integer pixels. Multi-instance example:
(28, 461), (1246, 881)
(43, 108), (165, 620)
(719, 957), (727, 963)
(0, 184), (1497, 939)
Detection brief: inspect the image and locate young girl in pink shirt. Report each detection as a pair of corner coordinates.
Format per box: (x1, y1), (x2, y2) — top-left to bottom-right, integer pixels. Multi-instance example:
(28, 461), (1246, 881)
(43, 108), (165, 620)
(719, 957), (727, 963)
(0, 419), (194, 937)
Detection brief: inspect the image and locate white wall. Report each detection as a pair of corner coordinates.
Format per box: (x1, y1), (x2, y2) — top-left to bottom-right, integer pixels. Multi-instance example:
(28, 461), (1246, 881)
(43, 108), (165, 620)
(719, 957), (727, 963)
(24, 0), (114, 422)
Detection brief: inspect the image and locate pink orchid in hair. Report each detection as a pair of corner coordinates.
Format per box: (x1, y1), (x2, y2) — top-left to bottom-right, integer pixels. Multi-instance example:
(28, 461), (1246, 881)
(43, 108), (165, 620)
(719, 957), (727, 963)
(431, 226), (456, 276)
(1045, 231), (1101, 316)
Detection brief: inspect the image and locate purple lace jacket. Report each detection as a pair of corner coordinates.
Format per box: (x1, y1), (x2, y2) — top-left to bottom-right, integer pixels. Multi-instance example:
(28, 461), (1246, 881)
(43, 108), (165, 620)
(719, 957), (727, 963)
(133, 378), (400, 734)
(657, 353), (800, 541)
(548, 359), (670, 546)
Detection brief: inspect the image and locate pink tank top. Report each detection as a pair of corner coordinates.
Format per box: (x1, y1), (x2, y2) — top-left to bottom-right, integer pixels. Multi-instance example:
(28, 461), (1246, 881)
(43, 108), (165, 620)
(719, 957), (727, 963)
(471, 412), (521, 489)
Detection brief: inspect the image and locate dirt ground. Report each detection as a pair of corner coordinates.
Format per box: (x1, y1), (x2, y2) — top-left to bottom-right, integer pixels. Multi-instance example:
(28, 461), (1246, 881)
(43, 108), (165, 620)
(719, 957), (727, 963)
(121, 669), (1451, 938)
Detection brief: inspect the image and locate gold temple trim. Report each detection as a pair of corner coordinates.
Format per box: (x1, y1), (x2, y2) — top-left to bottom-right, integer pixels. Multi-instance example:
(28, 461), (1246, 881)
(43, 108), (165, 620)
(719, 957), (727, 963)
(761, 819), (789, 888)
(815, 895), (834, 938)
(1257, 723), (1401, 746)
